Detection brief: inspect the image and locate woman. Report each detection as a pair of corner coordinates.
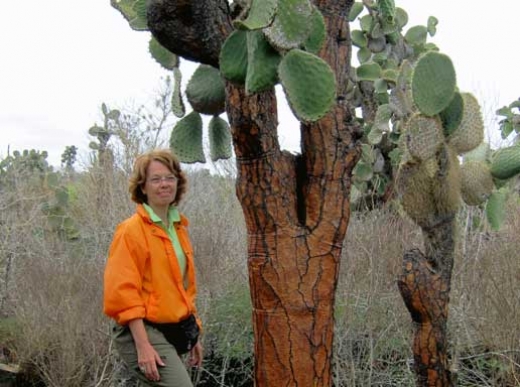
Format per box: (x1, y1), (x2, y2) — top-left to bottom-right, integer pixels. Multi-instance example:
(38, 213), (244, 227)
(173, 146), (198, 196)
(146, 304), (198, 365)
(104, 149), (203, 386)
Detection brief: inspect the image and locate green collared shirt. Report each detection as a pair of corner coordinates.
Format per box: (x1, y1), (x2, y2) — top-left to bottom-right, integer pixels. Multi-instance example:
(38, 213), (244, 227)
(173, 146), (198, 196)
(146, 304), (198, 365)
(143, 203), (186, 278)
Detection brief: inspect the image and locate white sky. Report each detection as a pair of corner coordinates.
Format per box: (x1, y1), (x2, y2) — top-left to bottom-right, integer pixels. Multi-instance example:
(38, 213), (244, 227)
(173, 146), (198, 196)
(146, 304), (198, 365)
(1, 1), (519, 167)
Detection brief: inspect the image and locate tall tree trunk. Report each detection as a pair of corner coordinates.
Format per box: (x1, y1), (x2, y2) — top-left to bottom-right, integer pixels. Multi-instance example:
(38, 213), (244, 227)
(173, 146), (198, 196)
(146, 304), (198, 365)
(398, 216), (456, 386)
(226, 92), (359, 386)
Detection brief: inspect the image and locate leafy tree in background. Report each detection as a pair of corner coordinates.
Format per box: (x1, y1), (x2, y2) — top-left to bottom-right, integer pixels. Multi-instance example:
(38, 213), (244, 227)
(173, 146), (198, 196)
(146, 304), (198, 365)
(496, 98), (520, 142)
(61, 145), (78, 171)
(111, 0), (520, 386)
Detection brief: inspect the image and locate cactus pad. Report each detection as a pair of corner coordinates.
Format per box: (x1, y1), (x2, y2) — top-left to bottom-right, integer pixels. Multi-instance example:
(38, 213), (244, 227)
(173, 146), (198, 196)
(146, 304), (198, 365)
(375, 77), (388, 98)
(149, 37), (179, 70)
(427, 16), (439, 36)
(233, 0), (277, 30)
(360, 15), (374, 33)
(171, 67), (185, 118)
(357, 47), (372, 64)
(278, 49), (336, 122)
(303, 6), (326, 54)
(447, 93), (484, 154)
(404, 25), (428, 46)
(422, 157), (439, 179)
(486, 189), (507, 231)
(220, 30), (248, 84)
(397, 145), (460, 229)
(396, 161), (437, 228)
(439, 91), (463, 137)
(390, 60), (414, 118)
(263, 0), (314, 50)
(110, 0), (148, 31)
(353, 160), (374, 182)
(186, 65), (226, 115)
(371, 21), (384, 39)
(463, 142), (491, 163)
(368, 104), (392, 144)
(460, 161), (495, 205)
(411, 51), (456, 116)
(395, 7), (408, 28)
(351, 30), (368, 48)
(490, 145), (520, 180)
(404, 113), (444, 161)
(245, 30), (281, 94)
(356, 62), (382, 81)
(348, 2), (364, 22)
(170, 111), (206, 164)
(430, 145), (461, 216)
(382, 69), (398, 83)
(375, 104), (393, 129)
(378, 0), (396, 24)
(88, 125), (105, 137)
(209, 116), (233, 162)
(368, 36), (387, 53)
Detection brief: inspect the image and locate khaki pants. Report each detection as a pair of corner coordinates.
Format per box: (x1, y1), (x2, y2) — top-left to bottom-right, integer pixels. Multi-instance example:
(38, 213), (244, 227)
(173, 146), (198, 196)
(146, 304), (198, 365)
(112, 323), (194, 387)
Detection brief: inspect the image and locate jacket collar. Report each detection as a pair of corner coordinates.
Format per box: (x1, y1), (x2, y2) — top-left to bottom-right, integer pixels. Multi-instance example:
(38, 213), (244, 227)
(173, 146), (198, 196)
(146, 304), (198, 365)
(143, 203), (180, 225)
(136, 204), (189, 227)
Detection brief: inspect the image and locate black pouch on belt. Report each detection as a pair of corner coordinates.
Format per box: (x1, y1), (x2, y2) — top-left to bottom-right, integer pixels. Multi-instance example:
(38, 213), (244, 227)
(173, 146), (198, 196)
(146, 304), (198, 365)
(146, 314), (200, 355)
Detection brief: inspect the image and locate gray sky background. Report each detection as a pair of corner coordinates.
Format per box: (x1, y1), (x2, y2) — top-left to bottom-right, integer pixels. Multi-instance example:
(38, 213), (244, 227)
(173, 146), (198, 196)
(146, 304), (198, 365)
(1, 1), (519, 167)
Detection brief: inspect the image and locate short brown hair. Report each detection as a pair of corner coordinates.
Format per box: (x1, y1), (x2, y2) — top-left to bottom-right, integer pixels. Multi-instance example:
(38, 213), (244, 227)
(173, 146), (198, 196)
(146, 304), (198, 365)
(129, 149), (187, 206)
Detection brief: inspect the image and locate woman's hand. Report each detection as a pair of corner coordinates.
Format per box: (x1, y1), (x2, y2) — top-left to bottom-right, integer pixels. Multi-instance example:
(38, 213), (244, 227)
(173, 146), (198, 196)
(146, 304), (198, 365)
(189, 340), (203, 368)
(136, 341), (165, 382)
(129, 319), (165, 382)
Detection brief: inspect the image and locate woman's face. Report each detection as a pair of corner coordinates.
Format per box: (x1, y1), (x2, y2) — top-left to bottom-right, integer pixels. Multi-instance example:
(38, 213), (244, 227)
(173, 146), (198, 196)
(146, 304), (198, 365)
(141, 160), (178, 211)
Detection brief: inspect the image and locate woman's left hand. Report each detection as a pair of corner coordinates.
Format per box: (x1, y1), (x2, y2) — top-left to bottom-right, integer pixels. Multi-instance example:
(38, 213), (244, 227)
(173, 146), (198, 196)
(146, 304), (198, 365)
(189, 341), (203, 367)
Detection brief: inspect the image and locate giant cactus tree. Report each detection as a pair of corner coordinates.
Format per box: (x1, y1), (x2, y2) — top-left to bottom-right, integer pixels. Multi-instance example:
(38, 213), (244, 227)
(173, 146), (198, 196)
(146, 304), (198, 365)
(346, 2), (520, 384)
(392, 51), (520, 386)
(392, 52), (481, 386)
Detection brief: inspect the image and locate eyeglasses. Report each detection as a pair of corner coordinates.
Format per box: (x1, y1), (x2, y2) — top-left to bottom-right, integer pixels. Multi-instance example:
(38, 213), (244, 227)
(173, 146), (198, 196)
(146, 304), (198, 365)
(147, 175), (178, 185)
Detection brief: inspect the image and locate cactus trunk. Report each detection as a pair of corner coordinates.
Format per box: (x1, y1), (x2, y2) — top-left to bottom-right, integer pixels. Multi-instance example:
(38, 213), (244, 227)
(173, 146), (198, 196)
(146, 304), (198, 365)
(398, 218), (456, 387)
(246, 228), (338, 386)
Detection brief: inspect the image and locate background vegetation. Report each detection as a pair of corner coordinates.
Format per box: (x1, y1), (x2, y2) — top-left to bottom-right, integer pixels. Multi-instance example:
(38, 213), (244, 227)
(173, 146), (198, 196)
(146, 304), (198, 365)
(0, 87), (519, 386)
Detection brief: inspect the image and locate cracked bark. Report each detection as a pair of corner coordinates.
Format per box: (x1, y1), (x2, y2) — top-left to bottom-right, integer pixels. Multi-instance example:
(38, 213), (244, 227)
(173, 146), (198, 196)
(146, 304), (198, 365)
(148, 0), (359, 385)
(397, 210), (456, 386)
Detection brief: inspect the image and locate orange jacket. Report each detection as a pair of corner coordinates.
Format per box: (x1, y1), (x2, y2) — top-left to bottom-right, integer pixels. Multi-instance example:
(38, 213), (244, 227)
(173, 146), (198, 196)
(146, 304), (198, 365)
(103, 204), (198, 326)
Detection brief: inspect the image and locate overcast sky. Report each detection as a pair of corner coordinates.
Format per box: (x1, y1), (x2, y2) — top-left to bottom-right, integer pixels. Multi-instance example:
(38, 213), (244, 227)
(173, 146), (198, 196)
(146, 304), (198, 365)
(1, 1), (518, 167)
